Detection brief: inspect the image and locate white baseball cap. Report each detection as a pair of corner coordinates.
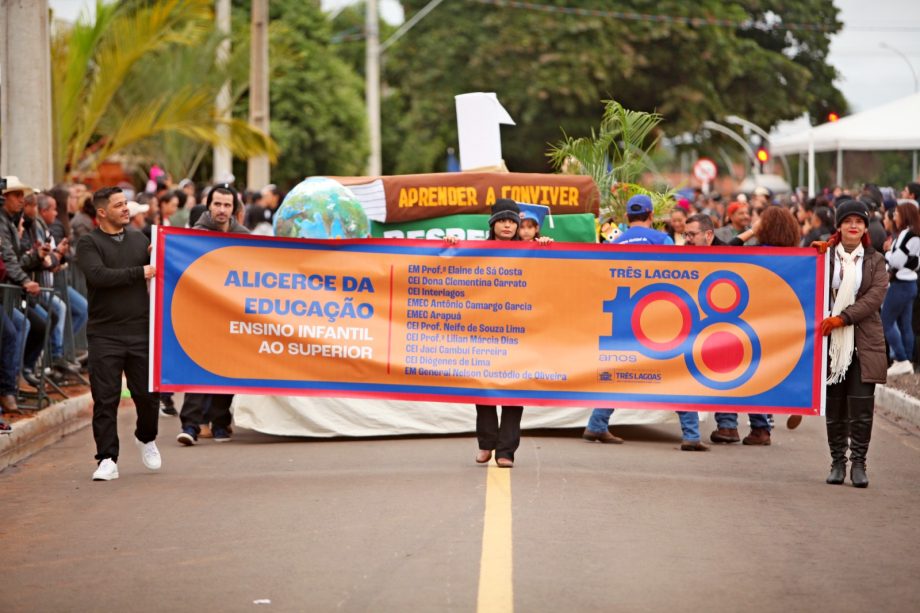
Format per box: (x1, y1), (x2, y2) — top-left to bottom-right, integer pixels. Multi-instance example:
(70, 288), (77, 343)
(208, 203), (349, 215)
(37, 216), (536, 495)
(127, 201), (150, 217)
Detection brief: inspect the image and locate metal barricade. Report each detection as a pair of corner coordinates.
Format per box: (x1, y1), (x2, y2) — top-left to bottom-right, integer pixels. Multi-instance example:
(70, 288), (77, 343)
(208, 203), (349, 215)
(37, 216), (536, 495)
(34, 286), (90, 399)
(12, 286), (61, 409)
(0, 284), (27, 389)
(54, 266), (88, 365)
(64, 264), (89, 354)
(42, 281), (89, 389)
(0, 283), (55, 409)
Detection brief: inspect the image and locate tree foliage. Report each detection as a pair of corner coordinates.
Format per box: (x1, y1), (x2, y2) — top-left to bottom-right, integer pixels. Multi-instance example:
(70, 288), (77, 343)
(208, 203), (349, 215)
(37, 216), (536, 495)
(328, 2), (398, 80)
(548, 100), (673, 221)
(379, 0), (845, 174)
(260, 0), (369, 189)
(50, 0), (277, 182)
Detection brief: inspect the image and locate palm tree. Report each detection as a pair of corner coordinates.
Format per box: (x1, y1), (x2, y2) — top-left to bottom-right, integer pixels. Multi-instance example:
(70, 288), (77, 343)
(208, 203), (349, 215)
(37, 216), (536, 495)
(547, 99), (671, 222)
(51, 0), (277, 182)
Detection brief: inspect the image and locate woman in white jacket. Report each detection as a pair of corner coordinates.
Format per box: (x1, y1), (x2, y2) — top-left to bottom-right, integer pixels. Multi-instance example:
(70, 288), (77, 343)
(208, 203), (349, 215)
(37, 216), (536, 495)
(882, 202), (920, 376)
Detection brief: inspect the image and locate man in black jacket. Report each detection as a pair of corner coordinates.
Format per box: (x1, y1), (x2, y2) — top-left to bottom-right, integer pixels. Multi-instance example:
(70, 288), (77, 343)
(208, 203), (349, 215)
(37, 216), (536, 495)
(76, 186), (160, 481)
(176, 186), (249, 446)
(1, 177), (49, 387)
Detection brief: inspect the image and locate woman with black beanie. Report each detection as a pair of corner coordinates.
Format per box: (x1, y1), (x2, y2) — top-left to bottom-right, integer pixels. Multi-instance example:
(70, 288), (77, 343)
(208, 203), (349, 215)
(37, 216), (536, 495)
(813, 198), (888, 487)
(473, 199), (525, 467)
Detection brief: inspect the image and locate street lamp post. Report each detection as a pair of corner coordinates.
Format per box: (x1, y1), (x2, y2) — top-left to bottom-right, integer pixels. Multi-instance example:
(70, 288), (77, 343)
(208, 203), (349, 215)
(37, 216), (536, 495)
(700, 120), (758, 169)
(726, 115), (791, 180)
(879, 43), (919, 180)
(880, 43), (919, 93)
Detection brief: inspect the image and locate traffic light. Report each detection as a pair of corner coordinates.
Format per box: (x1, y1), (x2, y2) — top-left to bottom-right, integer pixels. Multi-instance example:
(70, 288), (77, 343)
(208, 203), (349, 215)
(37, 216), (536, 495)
(827, 111), (840, 122)
(756, 146), (770, 173)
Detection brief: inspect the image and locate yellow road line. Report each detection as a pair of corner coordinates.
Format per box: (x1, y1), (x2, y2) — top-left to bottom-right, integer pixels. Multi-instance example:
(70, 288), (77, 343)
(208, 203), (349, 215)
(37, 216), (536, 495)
(477, 465), (513, 613)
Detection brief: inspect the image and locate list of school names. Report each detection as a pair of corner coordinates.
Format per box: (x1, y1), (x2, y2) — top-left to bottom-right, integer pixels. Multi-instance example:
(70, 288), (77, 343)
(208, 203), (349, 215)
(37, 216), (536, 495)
(400, 263), (567, 382)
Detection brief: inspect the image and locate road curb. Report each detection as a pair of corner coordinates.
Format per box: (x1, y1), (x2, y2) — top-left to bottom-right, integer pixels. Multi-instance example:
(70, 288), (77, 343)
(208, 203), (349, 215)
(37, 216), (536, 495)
(875, 385), (920, 430)
(0, 392), (93, 472)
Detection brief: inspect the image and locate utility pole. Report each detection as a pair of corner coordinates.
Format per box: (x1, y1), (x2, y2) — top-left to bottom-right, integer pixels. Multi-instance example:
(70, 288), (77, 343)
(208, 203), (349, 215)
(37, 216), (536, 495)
(213, 0), (232, 183)
(365, 0), (381, 176)
(365, 0), (447, 176)
(0, 0), (54, 187)
(247, 0), (270, 189)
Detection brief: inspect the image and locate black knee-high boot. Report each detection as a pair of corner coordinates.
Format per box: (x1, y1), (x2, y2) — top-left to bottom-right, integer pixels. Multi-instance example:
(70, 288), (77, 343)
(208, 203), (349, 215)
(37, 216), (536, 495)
(825, 394), (848, 485)
(848, 395), (874, 488)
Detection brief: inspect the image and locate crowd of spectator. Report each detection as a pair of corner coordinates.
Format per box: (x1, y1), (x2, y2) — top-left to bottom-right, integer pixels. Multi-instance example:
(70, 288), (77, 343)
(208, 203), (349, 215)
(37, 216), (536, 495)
(0, 174), (282, 431)
(2, 170), (919, 442)
(652, 180), (920, 381)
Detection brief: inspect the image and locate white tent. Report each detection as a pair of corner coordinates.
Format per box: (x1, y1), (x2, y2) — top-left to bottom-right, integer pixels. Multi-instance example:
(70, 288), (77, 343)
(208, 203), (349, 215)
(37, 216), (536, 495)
(769, 92), (920, 194)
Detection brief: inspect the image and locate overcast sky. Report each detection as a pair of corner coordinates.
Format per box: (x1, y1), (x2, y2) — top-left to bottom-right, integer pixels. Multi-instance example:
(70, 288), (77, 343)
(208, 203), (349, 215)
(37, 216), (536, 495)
(49, 0), (920, 115)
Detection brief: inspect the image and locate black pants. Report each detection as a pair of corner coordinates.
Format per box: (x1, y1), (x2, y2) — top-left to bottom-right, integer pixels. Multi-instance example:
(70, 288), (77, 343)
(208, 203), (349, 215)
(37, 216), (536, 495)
(23, 306), (48, 369)
(0, 311), (18, 395)
(826, 354), (875, 464)
(88, 334), (159, 462)
(826, 355), (876, 399)
(180, 393), (233, 435)
(476, 404), (523, 460)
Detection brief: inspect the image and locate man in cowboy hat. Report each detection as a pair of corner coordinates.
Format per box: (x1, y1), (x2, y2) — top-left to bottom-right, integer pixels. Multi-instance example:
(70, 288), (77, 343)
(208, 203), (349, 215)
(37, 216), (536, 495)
(1, 178), (45, 302)
(0, 176), (49, 402)
(2, 176), (34, 198)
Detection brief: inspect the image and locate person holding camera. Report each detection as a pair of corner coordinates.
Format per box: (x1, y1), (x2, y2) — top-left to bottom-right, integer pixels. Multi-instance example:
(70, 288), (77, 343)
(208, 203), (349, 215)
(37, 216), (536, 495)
(21, 193), (83, 377)
(0, 177), (49, 388)
(1, 225), (21, 425)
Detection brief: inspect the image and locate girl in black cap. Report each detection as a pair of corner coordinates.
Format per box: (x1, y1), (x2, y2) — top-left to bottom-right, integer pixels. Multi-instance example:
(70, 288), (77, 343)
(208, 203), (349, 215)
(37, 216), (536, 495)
(813, 198), (888, 487)
(475, 199), (525, 467)
(446, 199), (529, 467)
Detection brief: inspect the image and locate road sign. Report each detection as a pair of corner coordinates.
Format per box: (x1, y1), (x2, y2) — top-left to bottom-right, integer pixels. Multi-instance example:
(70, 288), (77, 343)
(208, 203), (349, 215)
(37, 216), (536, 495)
(693, 158), (717, 182)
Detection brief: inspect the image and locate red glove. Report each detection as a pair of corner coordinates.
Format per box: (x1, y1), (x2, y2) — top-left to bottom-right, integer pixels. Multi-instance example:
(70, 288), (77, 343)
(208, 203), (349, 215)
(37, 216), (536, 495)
(810, 241), (829, 254)
(821, 316), (845, 336)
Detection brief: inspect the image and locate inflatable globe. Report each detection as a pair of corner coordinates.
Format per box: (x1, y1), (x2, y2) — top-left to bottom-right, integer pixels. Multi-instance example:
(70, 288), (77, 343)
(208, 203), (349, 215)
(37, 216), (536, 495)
(273, 177), (370, 239)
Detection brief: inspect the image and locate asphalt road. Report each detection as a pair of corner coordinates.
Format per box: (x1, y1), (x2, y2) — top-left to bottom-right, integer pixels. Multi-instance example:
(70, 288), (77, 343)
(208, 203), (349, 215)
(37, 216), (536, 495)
(2, 406), (919, 613)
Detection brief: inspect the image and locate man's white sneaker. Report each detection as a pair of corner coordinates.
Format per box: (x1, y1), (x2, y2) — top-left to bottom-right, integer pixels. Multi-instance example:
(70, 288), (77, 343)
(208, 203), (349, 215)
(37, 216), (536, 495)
(92, 458), (119, 481)
(886, 360), (913, 377)
(136, 438), (162, 471)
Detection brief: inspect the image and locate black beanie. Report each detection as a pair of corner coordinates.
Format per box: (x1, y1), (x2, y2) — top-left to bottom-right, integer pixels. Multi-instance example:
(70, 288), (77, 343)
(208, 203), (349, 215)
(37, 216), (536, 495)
(489, 198), (520, 227)
(834, 198), (869, 228)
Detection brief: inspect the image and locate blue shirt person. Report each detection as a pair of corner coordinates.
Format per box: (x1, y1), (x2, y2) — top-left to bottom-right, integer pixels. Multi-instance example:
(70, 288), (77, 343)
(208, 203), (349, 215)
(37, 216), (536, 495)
(582, 195), (707, 451)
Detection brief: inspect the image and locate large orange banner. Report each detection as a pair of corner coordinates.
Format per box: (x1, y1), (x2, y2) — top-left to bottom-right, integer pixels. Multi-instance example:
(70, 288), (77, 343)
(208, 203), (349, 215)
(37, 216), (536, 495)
(153, 228), (826, 414)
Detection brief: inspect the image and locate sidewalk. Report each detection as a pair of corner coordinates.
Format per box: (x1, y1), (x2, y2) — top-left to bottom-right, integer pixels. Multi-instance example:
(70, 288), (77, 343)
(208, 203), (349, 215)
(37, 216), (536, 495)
(2, 386), (919, 473)
(0, 391), (93, 472)
(875, 385), (920, 433)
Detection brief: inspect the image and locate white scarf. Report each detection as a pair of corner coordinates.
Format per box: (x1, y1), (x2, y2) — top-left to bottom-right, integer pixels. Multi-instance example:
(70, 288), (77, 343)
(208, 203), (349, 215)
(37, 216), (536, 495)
(827, 243), (863, 384)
